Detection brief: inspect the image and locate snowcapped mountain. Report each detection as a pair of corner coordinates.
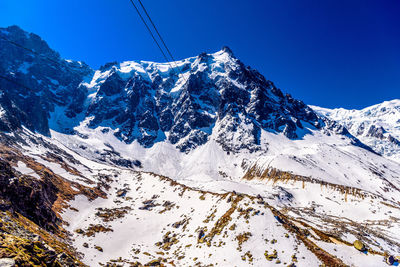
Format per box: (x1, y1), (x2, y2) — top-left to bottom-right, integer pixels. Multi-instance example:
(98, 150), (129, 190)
(1, 26), (400, 267)
(1, 25), (326, 153)
(311, 99), (400, 163)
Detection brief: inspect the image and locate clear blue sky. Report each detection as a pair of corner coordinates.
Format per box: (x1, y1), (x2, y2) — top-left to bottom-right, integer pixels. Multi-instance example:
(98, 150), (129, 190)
(1, 0), (399, 109)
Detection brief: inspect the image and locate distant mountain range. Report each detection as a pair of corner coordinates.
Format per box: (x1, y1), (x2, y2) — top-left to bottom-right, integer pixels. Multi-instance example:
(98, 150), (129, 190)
(311, 100), (400, 163)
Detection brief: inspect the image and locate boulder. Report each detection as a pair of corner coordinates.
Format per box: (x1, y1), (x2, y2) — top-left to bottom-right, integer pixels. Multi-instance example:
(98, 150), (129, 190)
(94, 245), (103, 252)
(385, 255), (395, 265)
(353, 240), (365, 251)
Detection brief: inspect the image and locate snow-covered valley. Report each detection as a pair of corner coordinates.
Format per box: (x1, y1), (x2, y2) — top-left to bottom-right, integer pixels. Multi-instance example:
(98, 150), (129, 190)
(1, 127), (398, 267)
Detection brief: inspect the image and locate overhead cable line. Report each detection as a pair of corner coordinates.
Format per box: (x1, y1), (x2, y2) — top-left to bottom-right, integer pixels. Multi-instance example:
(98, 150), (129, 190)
(137, 0), (176, 63)
(0, 74), (35, 92)
(128, 0), (177, 75)
(0, 35), (88, 94)
(0, 40), (77, 97)
(136, 0), (189, 85)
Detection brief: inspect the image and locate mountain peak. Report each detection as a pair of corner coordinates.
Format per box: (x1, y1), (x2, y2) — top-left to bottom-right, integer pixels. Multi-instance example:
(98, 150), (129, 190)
(3, 25), (18, 32)
(221, 45), (234, 56)
(312, 98), (400, 163)
(2, 25), (25, 35)
(0, 26), (327, 152)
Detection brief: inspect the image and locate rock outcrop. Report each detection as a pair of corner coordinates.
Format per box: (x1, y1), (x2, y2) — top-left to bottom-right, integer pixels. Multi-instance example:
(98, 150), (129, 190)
(0, 159), (59, 231)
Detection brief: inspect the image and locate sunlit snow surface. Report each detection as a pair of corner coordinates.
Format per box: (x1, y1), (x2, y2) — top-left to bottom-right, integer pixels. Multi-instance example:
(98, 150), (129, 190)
(15, 124), (395, 266)
(49, 123), (400, 201)
(13, 161), (40, 179)
(62, 171), (323, 266)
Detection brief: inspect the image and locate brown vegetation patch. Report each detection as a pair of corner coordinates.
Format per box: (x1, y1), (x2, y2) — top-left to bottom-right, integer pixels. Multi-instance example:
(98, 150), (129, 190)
(75, 224), (113, 237)
(243, 165), (368, 199)
(42, 152), (84, 177)
(268, 207), (347, 266)
(203, 194), (243, 245)
(95, 206), (131, 222)
(0, 211), (84, 266)
(156, 231), (179, 251)
(236, 232), (252, 251)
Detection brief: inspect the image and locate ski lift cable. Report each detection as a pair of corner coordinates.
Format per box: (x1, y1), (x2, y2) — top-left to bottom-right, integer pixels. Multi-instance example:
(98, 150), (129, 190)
(128, 0), (178, 77)
(131, 0), (189, 85)
(137, 0), (177, 64)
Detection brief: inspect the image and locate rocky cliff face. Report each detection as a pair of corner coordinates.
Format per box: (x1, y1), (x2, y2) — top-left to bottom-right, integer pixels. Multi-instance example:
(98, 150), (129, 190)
(0, 158), (59, 231)
(1, 26), (331, 153)
(0, 139), (104, 266)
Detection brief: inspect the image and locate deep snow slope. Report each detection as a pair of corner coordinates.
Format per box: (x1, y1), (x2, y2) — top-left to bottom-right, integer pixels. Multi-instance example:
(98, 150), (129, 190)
(311, 99), (400, 163)
(3, 130), (399, 267)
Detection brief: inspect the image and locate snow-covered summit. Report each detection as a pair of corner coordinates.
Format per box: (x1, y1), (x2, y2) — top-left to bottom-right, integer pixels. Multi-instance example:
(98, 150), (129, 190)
(79, 45), (325, 152)
(311, 99), (400, 162)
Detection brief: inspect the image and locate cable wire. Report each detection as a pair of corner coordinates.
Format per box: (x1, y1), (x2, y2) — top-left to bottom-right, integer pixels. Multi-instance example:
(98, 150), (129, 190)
(1, 2), (190, 89)
(128, 0), (178, 76)
(0, 37), (82, 101)
(0, 74), (35, 91)
(0, 35), (86, 94)
(136, 0), (189, 84)
(137, 0), (176, 63)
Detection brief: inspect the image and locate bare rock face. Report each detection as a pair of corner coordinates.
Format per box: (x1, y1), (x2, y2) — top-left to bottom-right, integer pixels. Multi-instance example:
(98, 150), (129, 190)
(75, 45), (325, 153)
(366, 125), (386, 139)
(388, 134), (400, 146)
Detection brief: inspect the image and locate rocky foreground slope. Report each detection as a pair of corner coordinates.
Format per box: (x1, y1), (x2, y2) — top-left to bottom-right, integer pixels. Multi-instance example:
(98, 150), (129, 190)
(1, 131), (399, 267)
(0, 26), (400, 266)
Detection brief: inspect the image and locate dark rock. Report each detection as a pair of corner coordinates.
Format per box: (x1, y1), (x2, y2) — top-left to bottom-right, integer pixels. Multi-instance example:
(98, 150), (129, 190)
(0, 25), (92, 135)
(366, 125), (385, 139)
(388, 135), (400, 146)
(0, 159), (59, 231)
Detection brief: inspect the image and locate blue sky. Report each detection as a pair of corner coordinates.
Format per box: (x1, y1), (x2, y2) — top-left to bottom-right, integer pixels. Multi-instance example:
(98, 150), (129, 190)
(1, 0), (399, 109)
